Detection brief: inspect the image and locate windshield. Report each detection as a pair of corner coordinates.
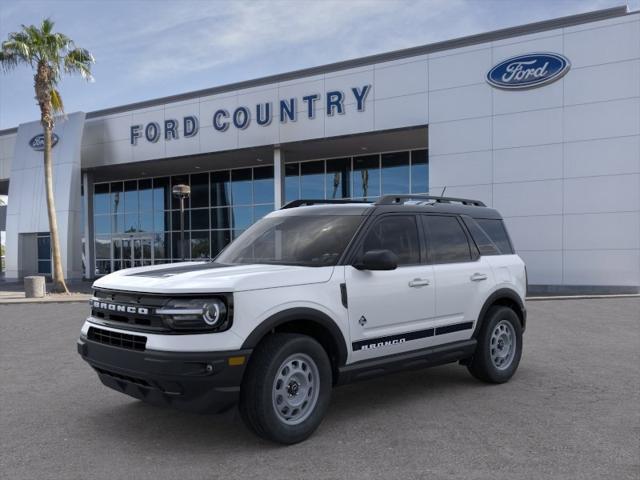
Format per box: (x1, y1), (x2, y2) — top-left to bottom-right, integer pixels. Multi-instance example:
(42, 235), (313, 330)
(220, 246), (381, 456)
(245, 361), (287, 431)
(216, 214), (363, 267)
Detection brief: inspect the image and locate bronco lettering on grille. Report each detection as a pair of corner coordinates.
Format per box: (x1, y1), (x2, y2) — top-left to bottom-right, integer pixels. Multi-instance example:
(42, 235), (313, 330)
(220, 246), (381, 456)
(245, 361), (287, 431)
(91, 300), (149, 315)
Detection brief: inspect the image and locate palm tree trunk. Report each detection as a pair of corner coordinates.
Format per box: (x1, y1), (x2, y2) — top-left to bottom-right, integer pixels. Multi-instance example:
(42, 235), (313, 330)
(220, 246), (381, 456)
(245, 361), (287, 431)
(43, 123), (69, 293)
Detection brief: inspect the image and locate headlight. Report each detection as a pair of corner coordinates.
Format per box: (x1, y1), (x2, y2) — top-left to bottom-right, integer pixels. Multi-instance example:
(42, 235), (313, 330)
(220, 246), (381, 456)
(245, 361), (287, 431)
(157, 298), (229, 331)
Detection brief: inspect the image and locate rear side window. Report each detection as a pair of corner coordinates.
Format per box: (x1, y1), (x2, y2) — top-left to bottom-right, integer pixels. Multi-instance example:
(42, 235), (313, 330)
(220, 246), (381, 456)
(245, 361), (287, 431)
(361, 215), (420, 265)
(462, 217), (500, 256)
(475, 218), (514, 254)
(423, 215), (472, 264)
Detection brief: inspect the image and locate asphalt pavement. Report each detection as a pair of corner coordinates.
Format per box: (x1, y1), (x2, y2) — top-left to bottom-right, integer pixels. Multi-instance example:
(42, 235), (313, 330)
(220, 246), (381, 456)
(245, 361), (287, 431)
(1, 298), (638, 480)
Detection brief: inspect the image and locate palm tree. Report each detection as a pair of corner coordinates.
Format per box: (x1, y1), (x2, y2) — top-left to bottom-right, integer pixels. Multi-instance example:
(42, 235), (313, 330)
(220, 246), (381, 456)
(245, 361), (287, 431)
(0, 19), (94, 292)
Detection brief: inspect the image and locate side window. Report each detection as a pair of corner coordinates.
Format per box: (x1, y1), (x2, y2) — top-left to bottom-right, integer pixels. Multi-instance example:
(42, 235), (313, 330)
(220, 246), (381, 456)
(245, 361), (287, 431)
(475, 218), (514, 254)
(462, 216), (500, 256)
(423, 215), (472, 264)
(361, 215), (420, 265)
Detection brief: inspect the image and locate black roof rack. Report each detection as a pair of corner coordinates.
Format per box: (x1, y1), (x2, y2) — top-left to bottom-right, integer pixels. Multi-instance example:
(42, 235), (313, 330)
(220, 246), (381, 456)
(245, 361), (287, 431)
(375, 194), (486, 207)
(281, 199), (371, 209)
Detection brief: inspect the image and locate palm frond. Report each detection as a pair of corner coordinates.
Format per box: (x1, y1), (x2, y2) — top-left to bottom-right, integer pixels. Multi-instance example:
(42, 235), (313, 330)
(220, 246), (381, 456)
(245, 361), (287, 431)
(64, 47), (94, 81)
(50, 88), (64, 114)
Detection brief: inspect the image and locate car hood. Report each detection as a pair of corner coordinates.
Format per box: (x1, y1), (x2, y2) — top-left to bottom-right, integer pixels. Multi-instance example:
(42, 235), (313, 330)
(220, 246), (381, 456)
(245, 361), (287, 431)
(92, 262), (335, 294)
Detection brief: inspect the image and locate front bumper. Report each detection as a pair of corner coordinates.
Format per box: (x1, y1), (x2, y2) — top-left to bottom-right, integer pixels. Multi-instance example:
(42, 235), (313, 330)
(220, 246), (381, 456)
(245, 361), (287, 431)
(77, 336), (251, 413)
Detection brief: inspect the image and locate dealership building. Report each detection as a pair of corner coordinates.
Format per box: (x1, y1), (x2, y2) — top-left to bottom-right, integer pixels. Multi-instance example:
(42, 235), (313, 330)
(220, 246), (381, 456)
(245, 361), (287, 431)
(0, 6), (638, 293)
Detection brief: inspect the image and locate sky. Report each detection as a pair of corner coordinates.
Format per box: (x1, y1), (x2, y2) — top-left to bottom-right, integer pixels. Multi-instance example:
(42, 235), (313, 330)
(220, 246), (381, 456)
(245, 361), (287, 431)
(0, 0), (636, 130)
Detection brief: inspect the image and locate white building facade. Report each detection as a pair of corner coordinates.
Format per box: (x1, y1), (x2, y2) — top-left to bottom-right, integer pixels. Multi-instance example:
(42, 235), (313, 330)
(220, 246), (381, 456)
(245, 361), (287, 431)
(0, 6), (638, 293)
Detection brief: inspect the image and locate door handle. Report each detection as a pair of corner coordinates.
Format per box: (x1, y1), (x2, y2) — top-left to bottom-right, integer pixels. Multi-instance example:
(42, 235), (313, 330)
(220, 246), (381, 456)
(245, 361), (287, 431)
(409, 278), (430, 287)
(470, 273), (488, 282)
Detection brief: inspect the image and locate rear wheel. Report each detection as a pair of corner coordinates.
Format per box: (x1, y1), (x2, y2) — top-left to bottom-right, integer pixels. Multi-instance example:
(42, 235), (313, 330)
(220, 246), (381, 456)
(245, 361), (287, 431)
(239, 333), (332, 444)
(467, 306), (522, 383)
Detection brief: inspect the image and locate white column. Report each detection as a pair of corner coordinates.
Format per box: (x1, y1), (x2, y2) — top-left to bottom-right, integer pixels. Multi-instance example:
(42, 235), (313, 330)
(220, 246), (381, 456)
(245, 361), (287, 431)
(82, 171), (94, 279)
(273, 146), (285, 208)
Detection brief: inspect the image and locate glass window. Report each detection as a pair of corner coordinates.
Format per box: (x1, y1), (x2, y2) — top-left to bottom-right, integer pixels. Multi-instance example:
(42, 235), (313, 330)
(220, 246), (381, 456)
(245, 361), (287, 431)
(153, 177), (171, 211)
(217, 215), (363, 267)
(190, 231), (210, 259)
(231, 169), (252, 205)
(254, 204), (274, 221)
(285, 163), (300, 202)
(94, 215), (111, 235)
(361, 215), (420, 265)
(171, 231), (190, 260)
(124, 212), (139, 232)
(124, 180), (138, 212)
(111, 182), (123, 218)
(154, 233), (169, 259)
(211, 230), (232, 256)
(37, 234), (51, 260)
(191, 208), (210, 230)
(153, 210), (169, 232)
(462, 217), (498, 256)
(300, 161), (325, 198)
(211, 207), (231, 229)
(475, 218), (514, 254)
(190, 173), (209, 208)
(95, 236), (111, 259)
(353, 155), (380, 200)
(38, 260), (52, 274)
(171, 175), (190, 209)
(139, 212), (153, 232)
(254, 166), (274, 204)
(94, 183), (110, 215)
(424, 215), (472, 264)
(381, 152), (410, 194)
(326, 158), (351, 199)
(232, 206), (253, 229)
(211, 171), (231, 208)
(95, 260), (112, 275)
(138, 179), (153, 211)
(411, 150), (429, 194)
(171, 210), (190, 231)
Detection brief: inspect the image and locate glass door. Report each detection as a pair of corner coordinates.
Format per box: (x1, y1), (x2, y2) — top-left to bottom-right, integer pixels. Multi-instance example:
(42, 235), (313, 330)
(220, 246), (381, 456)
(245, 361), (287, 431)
(112, 236), (154, 271)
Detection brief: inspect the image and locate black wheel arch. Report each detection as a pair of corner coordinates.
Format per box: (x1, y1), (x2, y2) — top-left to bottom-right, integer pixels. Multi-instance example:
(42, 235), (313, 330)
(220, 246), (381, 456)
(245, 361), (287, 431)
(241, 308), (348, 379)
(473, 288), (527, 338)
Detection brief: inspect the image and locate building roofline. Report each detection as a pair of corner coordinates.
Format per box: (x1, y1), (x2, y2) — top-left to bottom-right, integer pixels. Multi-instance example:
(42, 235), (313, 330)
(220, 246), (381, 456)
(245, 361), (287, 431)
(0, 5), (632, 136)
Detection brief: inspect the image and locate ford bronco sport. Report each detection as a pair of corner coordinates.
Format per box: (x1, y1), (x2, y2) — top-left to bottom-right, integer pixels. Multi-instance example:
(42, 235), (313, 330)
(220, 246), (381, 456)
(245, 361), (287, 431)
(78, 195), (526, 444)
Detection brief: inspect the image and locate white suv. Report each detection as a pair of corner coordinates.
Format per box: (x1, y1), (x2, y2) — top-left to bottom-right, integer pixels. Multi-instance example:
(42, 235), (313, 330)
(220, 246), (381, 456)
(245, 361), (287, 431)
(78, 195), (527, 444)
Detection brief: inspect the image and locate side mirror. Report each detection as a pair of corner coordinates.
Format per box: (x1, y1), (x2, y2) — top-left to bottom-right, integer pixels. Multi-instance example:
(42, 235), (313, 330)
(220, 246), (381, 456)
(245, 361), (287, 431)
(354, 249), (398, 271)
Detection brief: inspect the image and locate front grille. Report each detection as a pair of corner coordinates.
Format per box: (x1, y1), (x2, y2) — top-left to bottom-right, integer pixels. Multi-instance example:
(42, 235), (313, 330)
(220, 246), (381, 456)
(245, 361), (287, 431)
(88, 326), (147, 351)
(91, 289), (170, 332)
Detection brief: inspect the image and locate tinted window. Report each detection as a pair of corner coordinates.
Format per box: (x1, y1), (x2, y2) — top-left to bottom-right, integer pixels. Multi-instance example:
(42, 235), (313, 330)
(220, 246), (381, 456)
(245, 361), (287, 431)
(476, 218), (514, 254)
(361, 216), (420, 265)
(462, 217), (499, 256)
(424, 215), (472, 263)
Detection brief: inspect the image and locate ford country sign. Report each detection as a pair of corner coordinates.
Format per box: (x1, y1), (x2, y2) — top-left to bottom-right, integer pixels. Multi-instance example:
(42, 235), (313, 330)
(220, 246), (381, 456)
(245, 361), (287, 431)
(29, 133), (59, 151)
(487, 53), (570, 90)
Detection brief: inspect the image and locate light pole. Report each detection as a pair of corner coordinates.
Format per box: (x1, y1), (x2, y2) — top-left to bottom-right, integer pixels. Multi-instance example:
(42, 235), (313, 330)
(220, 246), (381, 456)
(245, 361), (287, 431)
(172, 184), (191, 261)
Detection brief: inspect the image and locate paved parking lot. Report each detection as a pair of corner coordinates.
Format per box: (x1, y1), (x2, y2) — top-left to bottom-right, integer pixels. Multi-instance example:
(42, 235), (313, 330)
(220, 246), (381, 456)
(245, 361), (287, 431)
(1, 298), (638, 480)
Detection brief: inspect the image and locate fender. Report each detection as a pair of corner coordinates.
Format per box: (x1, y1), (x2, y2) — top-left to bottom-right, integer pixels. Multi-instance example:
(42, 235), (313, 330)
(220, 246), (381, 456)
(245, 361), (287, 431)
(473, 288), (526, 338)
(241, 307), (348, 366)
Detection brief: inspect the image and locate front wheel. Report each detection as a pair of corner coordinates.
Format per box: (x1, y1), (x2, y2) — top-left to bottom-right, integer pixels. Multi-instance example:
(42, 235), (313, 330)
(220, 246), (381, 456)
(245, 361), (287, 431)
(467, 306), (523, 383)
(239, 333), (332, 444)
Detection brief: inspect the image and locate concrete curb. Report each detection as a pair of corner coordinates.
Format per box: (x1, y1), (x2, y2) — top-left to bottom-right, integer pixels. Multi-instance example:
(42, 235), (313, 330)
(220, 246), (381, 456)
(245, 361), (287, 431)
(0, 294), (91, 304)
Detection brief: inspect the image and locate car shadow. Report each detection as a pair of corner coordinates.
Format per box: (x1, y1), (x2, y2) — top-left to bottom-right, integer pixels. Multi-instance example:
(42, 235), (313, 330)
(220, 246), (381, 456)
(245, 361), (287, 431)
(85, 363), (488, 450)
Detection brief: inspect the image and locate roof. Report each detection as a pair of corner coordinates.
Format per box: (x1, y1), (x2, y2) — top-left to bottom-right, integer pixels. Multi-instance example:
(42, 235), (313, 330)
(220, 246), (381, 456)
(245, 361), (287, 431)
(0, 5), (632, 136)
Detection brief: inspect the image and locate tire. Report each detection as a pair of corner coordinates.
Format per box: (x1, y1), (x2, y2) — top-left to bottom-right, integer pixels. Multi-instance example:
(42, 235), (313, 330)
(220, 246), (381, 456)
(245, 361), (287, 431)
(239, 333), (332, 444)
(467, 306), (523, 384)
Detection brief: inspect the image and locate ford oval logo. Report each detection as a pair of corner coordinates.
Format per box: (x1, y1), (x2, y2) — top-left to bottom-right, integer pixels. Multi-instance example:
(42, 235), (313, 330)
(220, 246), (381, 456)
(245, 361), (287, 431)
(29, 133), (59, 151)
(487, 53), (570, 90)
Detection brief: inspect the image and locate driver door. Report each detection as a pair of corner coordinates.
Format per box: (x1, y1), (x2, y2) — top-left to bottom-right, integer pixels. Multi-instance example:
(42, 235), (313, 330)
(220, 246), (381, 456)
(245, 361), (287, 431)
(345, 214), (435, 362)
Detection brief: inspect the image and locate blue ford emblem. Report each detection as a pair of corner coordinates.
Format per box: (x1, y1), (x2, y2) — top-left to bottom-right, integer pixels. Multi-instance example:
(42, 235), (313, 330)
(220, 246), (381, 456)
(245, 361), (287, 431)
(487, 53), (570, 90)
(29, 133), (59, 151)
